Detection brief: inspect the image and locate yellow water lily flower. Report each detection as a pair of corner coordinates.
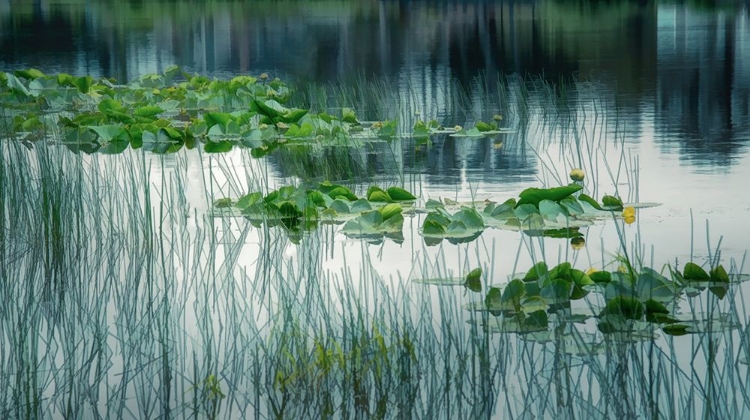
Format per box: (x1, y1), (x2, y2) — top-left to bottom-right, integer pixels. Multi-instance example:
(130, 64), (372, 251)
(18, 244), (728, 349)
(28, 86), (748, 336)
(259, 72), (269, 80)
(493, 142), (503, 150)
(622, 206), (636, 224)
(585, 267), (598, 275)
(454, 125), (463, 131)
(570, 168), (585, 182)
(493, 114), (503, 121)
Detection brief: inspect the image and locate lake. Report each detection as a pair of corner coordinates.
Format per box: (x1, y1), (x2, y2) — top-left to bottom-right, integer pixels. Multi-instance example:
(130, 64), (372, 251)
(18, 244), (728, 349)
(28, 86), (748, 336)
(2, 1), (750, 419)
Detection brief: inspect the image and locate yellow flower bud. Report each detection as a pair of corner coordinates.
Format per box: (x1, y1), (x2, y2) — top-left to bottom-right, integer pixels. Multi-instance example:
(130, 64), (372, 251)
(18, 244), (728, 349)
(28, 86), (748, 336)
(259, 73), (269, 80)
(570, 168), (585, 182)
(454, 125), (462, 131)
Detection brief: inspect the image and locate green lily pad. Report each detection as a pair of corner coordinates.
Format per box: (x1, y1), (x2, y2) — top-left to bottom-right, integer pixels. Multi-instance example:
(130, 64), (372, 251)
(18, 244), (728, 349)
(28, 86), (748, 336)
(516, 184), (583, 208)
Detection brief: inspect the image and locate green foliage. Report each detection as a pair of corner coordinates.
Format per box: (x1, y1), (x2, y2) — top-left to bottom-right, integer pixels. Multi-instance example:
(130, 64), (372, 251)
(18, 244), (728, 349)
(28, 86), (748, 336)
(516, 184), (583, 207)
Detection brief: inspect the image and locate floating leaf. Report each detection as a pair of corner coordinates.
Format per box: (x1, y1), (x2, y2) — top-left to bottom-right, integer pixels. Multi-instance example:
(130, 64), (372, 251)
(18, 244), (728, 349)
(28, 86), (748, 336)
(134, 106), (164, 118)
(601, 195), (623, 210)
(14, 68), (46, 80)
(540, 278), (572, 303)
(709, 265), (730, 283)
(235, 192), (263, 210)
(516, 184), (583, 208)
(523, 262), (548, 282)
(578, 194), (603, 211)
(89, 125), (128, 142)
(464, 268), (482, 292)
(501, 279), (526, 311)
(378, 203), (403, 221)
(72, 75), (93, 94)
(600, 296), (644, 320)
(386, 187), (416, 201)
(683, 262), (710, 281)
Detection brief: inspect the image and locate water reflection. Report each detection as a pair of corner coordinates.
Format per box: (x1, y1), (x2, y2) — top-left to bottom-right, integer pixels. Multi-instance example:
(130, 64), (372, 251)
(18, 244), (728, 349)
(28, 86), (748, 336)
(1, 0), (749, 168)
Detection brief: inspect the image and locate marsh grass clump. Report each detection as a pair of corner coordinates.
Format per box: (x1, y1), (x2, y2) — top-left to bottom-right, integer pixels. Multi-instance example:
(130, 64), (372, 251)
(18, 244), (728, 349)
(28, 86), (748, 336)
(1, 66), (750, 420)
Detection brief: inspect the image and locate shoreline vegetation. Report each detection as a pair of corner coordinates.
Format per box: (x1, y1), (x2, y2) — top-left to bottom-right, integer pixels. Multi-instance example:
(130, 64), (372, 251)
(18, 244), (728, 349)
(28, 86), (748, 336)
(2, 68), (749, 418)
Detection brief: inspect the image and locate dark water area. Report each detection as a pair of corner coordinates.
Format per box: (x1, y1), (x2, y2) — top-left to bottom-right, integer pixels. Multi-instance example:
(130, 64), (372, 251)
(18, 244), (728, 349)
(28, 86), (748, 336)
(2, 0), (750, 171)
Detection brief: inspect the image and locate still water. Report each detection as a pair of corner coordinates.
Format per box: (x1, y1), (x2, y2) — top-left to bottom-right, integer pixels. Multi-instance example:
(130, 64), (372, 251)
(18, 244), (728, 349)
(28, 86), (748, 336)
(6, 0), (745, 255)
(2, 1), (750, 418)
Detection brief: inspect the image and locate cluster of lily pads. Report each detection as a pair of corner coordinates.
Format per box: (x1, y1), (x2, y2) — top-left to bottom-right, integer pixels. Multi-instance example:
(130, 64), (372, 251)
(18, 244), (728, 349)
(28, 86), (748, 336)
(412, 115), (513, 140)
(1, 67), (511, 156)
(417, 259), (746, 343)
(213, 177), (651, 247)
(212, 181), (417, 243)
(419, 182), (649, 245)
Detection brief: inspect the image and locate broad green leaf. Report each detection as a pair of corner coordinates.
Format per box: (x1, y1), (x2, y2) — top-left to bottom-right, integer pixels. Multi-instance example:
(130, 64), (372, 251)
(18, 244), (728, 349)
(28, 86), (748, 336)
(203, 112), (234, 128)
(540, 278), (572, 303)
(454, 208), (485, 230)
(709, 265), (730, 283)
(464, 268), (482, 292)
(683, 262), (710, 281)
(285, 122), (314, 138)
(89, 125), (128, 142)
(6, 74), (32, 96)
(636, 268), (678, 302)
(569, 269), (594, 300)
(422, 219), (445, 235)
(376, 120), (398, 138)
(578, 194), (603, 211)
(72, 76), (93, 93)
(501, 279), (526, 311)
(20, 117), (42, 131)
(235, 192), (263, 210)
(329, 199), (351, 214)
(601, 195), (623, 210)
(349, 199), (373, 213)
(539, 199), (568, 223)
(644, 300), (671, 323)
(523, 262), (549, 282)
(342, 108), (358, 124)
(368, 190), (392, 202)
(559, 197), (584, 216)
(205, 141), (233, 153)
(513, 204), (539, 220)
(517, 184), (583, 207)
(379, 203), (403, 221)
(386, 187), (416, 201)
(600, 296), (644, 320)
(14, 68), (46, 80)
(98, 98), (123, 113)
(475, 121), (494, 132)
(589, 271), (612, 283)
(327, 186), (357, 201)
(523, 310), (549, 329)
(134, 106), (164, 117)
(520, 213), (545, 230)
